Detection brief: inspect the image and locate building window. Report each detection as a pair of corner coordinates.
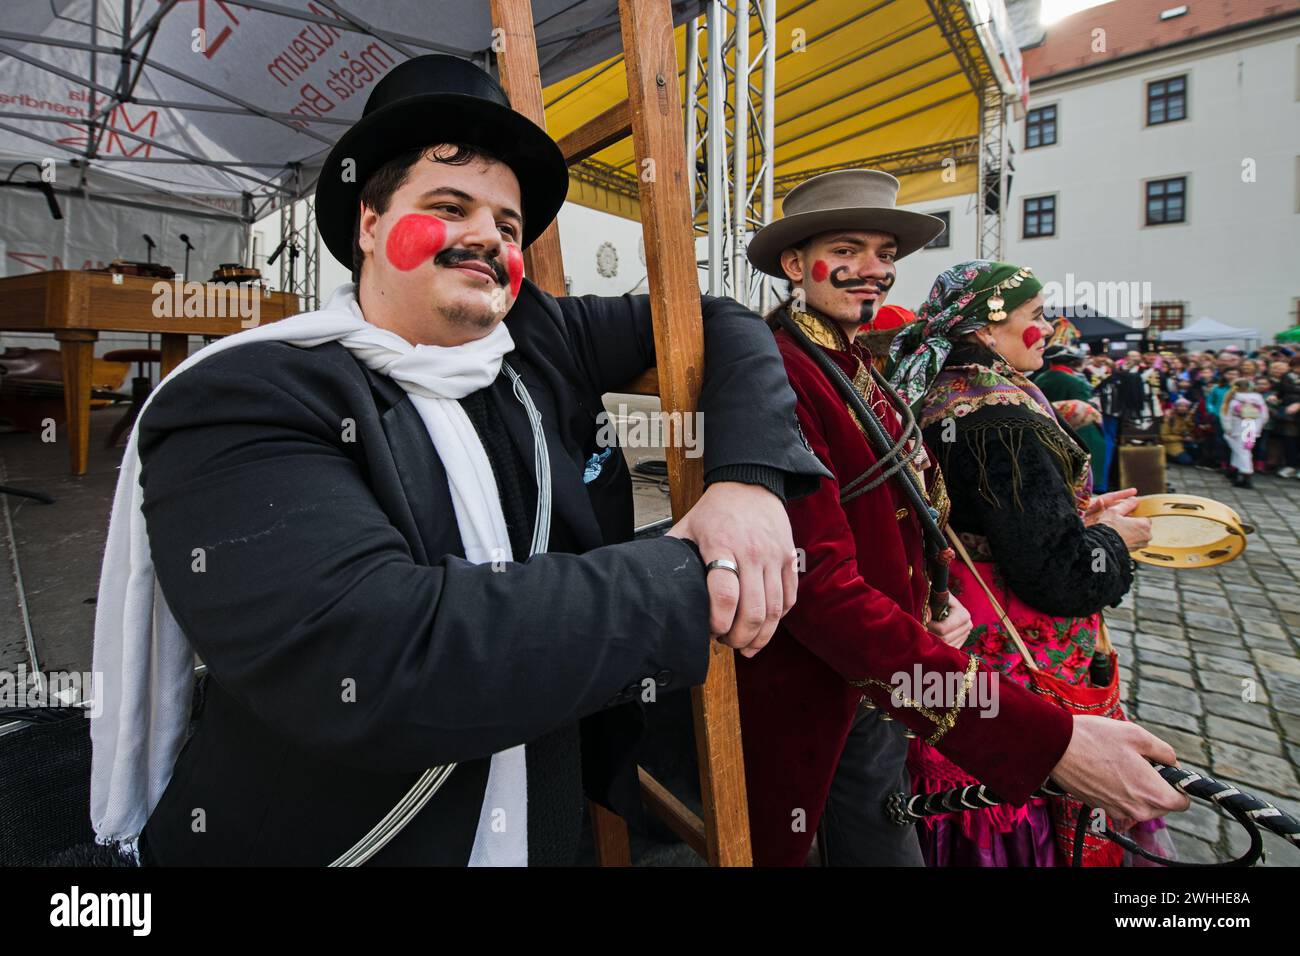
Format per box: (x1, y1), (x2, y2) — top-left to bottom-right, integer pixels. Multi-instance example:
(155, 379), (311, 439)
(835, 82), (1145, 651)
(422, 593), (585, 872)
(1023, 195), (1056, 238)
(924, 211), (950, 248)
(1147, 75), (1187, 125)
(1026, 105), (1057, 148)
(1146, 302), (1186, 333)
(1146, 176), (1186, 224)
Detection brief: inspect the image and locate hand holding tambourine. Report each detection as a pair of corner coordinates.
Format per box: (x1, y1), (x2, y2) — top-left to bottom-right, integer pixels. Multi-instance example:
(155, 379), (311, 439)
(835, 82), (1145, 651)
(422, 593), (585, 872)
(1083, 488), (1139, 523)
(1084, 488), (1153, 552)
(1124, 494), (1254, 568)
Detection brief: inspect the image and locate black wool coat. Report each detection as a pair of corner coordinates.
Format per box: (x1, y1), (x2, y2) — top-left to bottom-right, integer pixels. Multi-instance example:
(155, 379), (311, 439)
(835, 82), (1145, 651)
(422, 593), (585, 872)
(135, 279), (829, 865)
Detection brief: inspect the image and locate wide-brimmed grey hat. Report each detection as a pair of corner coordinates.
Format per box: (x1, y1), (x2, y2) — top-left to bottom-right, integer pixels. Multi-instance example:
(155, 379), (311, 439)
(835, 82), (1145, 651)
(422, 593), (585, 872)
(747, 169), (947, 278)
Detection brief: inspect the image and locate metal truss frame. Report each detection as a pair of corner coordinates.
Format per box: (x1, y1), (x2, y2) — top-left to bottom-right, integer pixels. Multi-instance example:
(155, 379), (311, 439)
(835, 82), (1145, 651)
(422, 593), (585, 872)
(277, 168), (322, 311)
(927, 0), (1007, 260)
(677, 0), (775, 306)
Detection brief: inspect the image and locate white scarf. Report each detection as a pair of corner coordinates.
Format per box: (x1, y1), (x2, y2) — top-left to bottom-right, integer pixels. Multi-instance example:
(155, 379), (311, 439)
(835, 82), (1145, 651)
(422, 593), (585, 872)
(90, 284), (529, 865)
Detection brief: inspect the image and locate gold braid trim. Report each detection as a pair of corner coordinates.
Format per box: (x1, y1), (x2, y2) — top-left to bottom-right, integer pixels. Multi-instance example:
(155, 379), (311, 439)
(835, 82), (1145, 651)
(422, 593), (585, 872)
(851, 356), (874, 394)
(789, 306), (851, 352)
(924, 655), (981, 745)
(847, 655), (981, 746)
(849, 675), (946, 727)
(844, 358), (878, 436)
(927, 460), (951, 529)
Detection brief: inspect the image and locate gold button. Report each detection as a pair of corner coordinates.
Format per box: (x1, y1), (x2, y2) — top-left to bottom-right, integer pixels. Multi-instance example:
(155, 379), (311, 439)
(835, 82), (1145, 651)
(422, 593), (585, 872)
(908, 564), (913, 578)
(895, 508), (908, 521)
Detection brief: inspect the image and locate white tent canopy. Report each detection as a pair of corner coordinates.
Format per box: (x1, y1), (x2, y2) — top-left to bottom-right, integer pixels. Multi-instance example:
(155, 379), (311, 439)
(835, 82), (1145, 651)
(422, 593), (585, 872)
(0, 0), (704, 217)
(0, 162), (244, 278)
(1159, 317), (1261, 344)
(0, 0), (709, 291)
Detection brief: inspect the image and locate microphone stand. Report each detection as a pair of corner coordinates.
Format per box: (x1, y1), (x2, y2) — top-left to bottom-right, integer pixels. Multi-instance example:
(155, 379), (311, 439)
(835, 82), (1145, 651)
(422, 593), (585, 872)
(179, 233), (195, 279)
(0, 162), (64, 220)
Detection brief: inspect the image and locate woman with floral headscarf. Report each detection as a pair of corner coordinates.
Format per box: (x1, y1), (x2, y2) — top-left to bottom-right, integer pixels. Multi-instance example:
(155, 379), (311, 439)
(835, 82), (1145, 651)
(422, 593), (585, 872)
(888, 261), (1174, 867)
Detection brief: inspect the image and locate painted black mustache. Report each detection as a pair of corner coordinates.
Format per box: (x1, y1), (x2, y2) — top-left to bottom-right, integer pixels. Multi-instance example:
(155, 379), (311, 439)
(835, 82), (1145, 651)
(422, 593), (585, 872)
(435, 247), (508, 285)
(828, 268), (896, 324)
(828, 266), (896, 291)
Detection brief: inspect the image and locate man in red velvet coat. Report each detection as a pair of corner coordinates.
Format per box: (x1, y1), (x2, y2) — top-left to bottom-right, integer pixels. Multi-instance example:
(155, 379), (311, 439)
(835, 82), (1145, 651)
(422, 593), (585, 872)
(737, 170), (1188, 866)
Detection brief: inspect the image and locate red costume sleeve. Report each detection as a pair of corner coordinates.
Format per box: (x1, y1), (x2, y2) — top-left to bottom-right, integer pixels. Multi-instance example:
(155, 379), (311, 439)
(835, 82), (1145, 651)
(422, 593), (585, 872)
(780, 374), (1075, 805)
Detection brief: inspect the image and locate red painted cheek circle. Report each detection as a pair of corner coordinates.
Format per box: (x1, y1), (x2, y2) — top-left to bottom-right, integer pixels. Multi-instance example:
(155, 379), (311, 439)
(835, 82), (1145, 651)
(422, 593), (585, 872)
(505, 243), (524, 297)
(810, 260), (829, 283)
(385, 214), (446, 271)
(1022, 325), (1044, 349)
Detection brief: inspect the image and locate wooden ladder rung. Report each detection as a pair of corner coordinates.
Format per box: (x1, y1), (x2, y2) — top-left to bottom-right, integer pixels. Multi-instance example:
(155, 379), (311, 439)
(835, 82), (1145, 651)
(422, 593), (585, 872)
(639, 766), (708, 856)
(558, 100), (632, 165)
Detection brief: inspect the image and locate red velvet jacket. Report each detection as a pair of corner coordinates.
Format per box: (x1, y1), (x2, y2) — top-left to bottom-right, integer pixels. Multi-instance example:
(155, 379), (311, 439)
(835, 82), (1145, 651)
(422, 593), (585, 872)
(735, 312), (1074, 866)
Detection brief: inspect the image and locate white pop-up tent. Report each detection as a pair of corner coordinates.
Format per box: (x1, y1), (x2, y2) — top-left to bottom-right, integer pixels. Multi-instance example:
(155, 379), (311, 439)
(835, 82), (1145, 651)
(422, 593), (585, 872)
(0, 163), (245, 276)
(1159, 317), (1262, 345)
(0, 0), (694, 277)
(0, 0), (698, 213)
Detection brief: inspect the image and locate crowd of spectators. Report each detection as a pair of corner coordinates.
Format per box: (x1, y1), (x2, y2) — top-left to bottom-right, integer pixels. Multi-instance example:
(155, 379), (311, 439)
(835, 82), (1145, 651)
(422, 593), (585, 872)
(1066, 344), (1300, 490)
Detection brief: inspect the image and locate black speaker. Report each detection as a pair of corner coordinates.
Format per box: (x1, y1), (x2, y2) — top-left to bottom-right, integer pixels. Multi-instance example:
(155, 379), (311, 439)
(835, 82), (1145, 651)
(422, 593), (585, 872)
(0, 709), (95, 865)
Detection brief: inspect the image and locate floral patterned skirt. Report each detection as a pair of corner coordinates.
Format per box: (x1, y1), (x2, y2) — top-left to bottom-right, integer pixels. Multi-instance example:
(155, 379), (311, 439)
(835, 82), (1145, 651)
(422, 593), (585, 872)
(909, 555), (1173, 867)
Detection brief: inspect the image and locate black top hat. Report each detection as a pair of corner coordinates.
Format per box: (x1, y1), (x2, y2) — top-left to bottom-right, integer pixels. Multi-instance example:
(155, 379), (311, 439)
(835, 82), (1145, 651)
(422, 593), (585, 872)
(315, 54), (569, 267)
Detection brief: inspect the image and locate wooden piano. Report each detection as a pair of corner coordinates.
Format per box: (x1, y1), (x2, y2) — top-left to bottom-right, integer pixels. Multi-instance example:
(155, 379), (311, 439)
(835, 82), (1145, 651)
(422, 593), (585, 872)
(0, 270), (300, 474)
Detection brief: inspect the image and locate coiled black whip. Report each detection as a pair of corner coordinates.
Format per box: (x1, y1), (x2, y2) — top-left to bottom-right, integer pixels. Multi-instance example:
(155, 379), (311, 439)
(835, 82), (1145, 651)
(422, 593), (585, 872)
(887, 764), (1298, 866)
(778, 312), (954, 619)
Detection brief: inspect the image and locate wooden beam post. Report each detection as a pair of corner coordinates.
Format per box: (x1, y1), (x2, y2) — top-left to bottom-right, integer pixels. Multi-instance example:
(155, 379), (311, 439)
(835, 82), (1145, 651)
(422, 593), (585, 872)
(489, 0), (567, 297)
(490, 0), (754, 867)
(618, 0), (753, 866)
(490, 0), (633, 865)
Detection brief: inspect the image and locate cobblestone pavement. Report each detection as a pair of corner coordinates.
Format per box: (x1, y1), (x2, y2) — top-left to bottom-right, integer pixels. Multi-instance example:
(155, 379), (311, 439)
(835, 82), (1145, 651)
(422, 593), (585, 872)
(1119, 464), (1300, 867)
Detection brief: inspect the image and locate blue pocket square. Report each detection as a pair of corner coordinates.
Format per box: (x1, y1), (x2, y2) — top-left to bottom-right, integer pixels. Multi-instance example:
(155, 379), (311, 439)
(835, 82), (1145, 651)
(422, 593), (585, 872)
(583, 447), (614, 484)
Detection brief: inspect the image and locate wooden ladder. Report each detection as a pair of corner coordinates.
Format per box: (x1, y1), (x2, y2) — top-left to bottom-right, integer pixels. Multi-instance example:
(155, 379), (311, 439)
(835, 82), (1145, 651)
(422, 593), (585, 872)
(490, 0), (752, 866)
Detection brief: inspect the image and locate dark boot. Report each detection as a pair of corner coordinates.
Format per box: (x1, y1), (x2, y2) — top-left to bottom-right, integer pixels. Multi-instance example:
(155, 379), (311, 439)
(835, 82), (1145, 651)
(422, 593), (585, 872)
(1233, 474), (1254, 489)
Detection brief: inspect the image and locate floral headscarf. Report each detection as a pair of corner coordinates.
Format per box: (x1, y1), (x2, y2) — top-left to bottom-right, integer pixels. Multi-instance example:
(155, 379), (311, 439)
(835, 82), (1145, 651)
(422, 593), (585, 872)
(888, 259), (1043, 405)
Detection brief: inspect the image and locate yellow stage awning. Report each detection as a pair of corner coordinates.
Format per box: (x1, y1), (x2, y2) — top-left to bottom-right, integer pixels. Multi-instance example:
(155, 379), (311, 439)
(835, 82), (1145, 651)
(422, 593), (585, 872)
(541, 0), (989, 226)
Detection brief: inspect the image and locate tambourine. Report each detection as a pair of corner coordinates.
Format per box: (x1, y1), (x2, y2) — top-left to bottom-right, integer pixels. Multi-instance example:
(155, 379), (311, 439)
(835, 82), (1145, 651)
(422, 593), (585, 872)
(1129, 494), (1254, 569)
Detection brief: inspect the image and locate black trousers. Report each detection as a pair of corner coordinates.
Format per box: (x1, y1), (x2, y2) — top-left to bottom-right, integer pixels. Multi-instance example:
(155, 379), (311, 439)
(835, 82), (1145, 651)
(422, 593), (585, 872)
(820, 702), (924, 867)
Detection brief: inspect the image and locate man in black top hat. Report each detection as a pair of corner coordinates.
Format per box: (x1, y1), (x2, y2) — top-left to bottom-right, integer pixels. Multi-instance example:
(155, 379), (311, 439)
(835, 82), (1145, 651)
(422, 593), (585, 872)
(109, 54), (828, 866)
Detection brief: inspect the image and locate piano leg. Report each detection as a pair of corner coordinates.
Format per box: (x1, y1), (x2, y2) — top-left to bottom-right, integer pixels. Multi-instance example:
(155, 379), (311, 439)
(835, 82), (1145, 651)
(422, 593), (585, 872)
(159, 333), (189, 379)
(55, 329), (97, 476)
